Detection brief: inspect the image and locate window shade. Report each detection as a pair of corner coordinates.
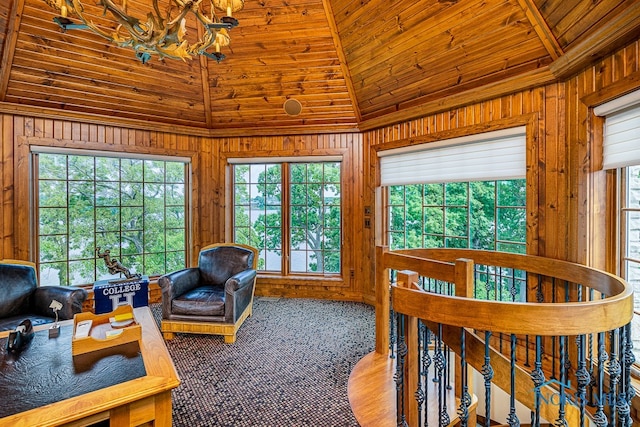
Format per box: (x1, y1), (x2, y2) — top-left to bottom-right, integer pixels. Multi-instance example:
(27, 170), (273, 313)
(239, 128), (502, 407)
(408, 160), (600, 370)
(593, 89), (640, 170)
(378, 127), (526, 186)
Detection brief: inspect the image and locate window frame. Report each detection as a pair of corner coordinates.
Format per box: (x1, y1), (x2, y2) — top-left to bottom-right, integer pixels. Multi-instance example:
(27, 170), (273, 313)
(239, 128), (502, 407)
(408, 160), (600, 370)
(617, 165), (640, 370)
(230, 157), (344, 278)
(31, 147), (192, 286)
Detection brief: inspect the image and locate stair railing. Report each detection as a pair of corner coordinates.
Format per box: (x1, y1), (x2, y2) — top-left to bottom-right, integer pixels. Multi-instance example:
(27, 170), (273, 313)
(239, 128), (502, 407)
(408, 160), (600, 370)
(375, 246), (635, 427)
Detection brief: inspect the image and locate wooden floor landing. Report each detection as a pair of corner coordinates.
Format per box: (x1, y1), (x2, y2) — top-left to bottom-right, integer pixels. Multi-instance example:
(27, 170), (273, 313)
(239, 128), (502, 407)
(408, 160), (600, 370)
(348, 352), (396, 426)
(348, 351), (466, 427)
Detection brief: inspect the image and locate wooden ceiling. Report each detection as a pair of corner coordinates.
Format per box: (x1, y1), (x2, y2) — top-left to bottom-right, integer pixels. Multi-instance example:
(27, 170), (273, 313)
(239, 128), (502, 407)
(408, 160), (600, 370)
(1, 0), (639, 136)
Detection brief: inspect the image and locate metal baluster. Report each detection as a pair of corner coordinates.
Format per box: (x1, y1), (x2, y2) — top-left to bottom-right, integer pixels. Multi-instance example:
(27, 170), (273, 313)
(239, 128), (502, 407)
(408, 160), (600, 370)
(574, 284), (588, 426)
(509, 268), (518, 302)
(390, 304), (396, 359)
(390, 270), (397, 359)
(482, 331), (493, 427)
(551, 278), (557, 380)
(536, 274), (544, 303)
(531, 335), (545, 427)
(434, 323), (449, 426)
(608, 329), (620, 427)
(415, 321), (425, 427)
(555, 335), (568, 426)
(423, 326), (432, 427)
(394, 313), (408, 427)
(593, 331), (609, 427)
(575, 333), (590, 427)
(620, 323), (635, 427)
(507, 334), (520, 427)
(524, 272), (530, 368)
(457, 328), (470, 427)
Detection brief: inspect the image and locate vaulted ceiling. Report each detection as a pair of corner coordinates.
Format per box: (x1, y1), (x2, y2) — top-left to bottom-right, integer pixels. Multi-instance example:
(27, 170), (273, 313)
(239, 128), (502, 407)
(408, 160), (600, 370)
(1, 0), (639, 136)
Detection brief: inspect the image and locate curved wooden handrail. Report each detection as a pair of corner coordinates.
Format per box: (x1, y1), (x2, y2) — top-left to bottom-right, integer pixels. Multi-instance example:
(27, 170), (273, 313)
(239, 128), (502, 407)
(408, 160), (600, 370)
(389, 248), (629, 296)
(385, 248), (633, 335)
(393, 287), (633, 335)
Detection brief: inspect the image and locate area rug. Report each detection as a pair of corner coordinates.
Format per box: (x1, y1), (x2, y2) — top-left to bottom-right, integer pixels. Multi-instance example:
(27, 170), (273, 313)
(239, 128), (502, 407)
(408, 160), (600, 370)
(151, 297), (375, 426)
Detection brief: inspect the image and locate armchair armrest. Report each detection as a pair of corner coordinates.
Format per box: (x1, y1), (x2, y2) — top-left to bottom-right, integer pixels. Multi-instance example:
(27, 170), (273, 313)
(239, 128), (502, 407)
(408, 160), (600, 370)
(32, 286), (88, 320)
(224, 269), (257, 322)
(224, 269), (257, 292)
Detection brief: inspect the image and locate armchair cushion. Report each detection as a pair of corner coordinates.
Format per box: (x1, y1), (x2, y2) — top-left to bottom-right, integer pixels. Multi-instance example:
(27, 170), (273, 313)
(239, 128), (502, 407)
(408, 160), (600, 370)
(172, 285), (225, 317)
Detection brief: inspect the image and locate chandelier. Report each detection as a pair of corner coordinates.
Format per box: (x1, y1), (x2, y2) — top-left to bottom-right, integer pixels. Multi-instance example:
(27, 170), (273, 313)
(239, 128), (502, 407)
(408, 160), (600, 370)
(42, 0), (244, 63)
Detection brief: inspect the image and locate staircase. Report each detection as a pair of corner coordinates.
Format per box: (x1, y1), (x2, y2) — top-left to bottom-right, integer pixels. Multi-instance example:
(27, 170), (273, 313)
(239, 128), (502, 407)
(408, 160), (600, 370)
(348, 247), (635, 426)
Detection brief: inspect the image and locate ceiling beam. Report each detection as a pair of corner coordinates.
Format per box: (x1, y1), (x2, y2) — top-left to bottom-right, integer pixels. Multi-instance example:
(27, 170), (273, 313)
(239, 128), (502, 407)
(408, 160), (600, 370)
(197, 24), (214, 128)
(0, 0), (25, 102)
(321, 0), (362, 123)
(515, 0), (564, 61)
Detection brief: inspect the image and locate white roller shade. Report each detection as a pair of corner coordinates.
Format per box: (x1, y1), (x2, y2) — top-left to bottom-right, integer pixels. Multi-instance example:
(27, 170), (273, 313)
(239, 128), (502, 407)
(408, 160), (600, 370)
(378, 127), (526, 186)
(593, 89), (640, 170)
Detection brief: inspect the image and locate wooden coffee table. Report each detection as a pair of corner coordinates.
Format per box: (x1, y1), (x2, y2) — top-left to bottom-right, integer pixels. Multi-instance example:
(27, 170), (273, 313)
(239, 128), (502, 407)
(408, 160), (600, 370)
(0, 306), (180, 427)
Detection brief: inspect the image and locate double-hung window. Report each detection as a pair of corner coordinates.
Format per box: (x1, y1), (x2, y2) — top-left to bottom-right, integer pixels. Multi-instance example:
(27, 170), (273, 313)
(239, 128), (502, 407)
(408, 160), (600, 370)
(35, 148), (189, 286)
(231, 159), (341, 275)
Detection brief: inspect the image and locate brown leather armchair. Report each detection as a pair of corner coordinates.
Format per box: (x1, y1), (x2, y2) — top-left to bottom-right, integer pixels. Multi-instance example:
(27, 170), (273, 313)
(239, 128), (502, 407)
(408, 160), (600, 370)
(158, 243), (258, 343)
(0, 260), (88, 332)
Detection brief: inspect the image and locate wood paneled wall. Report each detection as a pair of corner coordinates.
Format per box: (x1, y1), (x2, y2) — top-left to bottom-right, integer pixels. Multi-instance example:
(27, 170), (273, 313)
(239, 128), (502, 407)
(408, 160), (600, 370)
(213, 133), (366, 301)
(2, 37), (640, 305)
(362, 36), (640, 296)
(0, 115), (367, 301)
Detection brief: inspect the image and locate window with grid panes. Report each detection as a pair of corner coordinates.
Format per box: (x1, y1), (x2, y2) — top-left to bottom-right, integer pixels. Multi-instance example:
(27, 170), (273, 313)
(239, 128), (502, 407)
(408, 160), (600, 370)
(37, 152), (188, 285)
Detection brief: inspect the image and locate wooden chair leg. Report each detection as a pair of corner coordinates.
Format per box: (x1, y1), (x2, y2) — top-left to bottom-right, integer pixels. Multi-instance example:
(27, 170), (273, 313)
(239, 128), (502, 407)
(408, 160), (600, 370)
(224, 334), (236, 344)
(163, 331), (175, 340)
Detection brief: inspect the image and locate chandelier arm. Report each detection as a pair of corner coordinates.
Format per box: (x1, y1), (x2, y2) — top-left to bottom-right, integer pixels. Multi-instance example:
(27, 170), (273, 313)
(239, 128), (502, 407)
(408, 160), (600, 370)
(152, 0), (165, 28)
(165, 0), (204, 29)
(66, 0), (131, 43)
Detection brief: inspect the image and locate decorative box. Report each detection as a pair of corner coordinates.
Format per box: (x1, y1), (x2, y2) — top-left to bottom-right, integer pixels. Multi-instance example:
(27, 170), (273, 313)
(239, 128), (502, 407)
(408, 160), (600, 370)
(71, 305), (141, 356)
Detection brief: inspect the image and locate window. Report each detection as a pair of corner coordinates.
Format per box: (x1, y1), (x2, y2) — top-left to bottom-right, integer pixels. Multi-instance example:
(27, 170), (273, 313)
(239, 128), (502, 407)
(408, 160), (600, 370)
(232, 161), (341, 275)
(36, 151), (188, 286)
(380, 128), (527, 302)
(595, 89), (640, 362)
(621, 165), (640, 363)
(386, 180), (526, 253)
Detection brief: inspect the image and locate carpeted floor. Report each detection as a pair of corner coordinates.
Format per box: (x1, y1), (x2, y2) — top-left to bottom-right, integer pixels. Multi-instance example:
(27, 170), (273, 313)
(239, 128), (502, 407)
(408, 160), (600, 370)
(151, 297), (375, 427)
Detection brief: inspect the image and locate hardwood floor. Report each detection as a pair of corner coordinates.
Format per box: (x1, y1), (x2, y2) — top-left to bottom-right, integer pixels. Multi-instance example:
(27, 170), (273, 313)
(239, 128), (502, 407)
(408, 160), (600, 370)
(348, 352), (396, 426)
(348, 351), (468, 426)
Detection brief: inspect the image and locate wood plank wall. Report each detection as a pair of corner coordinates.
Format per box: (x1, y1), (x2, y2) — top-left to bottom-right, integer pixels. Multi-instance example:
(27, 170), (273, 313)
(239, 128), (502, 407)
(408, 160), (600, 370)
(214, 133), (365, 301)
(363, 36), (640, 281)
(1, 36), (639, 307)
(0, 115), (367, 301)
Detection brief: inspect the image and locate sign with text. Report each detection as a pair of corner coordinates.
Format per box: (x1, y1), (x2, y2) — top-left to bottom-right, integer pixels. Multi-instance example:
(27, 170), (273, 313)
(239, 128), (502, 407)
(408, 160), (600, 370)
(93, 276), (149, 314)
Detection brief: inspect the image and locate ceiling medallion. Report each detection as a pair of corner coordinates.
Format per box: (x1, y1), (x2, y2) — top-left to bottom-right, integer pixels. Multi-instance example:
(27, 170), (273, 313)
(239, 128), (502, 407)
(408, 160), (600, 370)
(42, 0), (244, 63)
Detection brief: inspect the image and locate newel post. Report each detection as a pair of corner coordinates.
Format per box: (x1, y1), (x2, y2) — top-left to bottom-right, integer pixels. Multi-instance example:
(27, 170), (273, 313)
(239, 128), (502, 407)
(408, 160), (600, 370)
(375, 246), (390, 355)
(397, 270), (419, 427)
(454, 258), (475, 421)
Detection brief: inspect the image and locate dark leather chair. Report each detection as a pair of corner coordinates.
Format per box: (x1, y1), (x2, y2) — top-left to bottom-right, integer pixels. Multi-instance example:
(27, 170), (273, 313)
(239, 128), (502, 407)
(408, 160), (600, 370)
(0, 260), (88, 332)
(158, 243), (258, 343)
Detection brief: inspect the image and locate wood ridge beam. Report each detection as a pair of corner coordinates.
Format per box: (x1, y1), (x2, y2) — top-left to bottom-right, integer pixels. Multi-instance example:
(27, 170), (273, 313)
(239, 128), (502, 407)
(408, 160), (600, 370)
(515, 0), (564, 61)
(0, 0), (26, 102)
(321, 0), (362, 123)
(197, 23), (213, 128)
